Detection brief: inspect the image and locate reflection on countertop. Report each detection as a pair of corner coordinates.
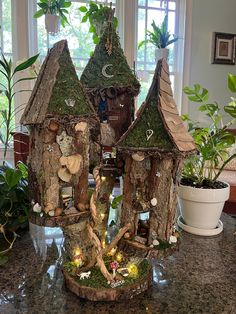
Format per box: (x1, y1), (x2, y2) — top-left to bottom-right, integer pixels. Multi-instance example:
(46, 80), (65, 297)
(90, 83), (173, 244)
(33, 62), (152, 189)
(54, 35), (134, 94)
(0, 213), (236, 314)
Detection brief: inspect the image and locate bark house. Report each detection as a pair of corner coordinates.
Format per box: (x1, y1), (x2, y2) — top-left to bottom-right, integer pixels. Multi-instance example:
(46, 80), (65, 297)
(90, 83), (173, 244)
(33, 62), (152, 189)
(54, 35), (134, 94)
(20, 40), (98, 219)
(80, 19), (140, 144)
(116, 59), (196, 247)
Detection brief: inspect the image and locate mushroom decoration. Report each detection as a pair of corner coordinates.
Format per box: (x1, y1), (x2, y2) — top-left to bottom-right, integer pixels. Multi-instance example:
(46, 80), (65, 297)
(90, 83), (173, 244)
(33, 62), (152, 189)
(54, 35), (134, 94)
(110, 261), (119, 278)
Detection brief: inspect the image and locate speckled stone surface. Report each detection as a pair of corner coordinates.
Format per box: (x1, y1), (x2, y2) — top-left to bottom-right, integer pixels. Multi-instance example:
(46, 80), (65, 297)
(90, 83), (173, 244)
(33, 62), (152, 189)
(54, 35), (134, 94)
(0, 213), (235, 314)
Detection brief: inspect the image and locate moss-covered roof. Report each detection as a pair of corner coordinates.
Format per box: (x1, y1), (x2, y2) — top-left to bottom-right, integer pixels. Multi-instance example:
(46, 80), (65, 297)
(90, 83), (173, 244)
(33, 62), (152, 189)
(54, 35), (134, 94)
(21, 40), (95, 125)
(80, 23), (140, 96)
(116, 59), (196, 153)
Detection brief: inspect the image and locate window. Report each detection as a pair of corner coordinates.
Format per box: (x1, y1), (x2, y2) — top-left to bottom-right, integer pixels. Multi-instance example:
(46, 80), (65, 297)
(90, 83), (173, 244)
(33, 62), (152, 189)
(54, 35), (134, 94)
(36, 0), (116, 76)
(136, 0), (185, 108)
(0, 0), (12, 57)
(0, 0), (13, 147)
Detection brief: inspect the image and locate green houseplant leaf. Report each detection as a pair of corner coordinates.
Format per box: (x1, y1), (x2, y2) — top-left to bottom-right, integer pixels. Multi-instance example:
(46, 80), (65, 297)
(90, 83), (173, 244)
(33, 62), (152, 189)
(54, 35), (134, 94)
(182, 74), (236, 187)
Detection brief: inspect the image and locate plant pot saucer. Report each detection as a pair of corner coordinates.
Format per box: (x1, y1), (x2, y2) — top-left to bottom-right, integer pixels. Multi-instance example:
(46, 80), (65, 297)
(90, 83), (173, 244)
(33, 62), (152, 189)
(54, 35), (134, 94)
(177, 216), (223, 236)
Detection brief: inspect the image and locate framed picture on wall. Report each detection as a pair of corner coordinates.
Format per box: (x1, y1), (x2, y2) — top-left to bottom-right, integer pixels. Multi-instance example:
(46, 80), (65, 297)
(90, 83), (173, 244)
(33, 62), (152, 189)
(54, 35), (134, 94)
(212, 32), (236, 64)
(212, 32), (236, 65)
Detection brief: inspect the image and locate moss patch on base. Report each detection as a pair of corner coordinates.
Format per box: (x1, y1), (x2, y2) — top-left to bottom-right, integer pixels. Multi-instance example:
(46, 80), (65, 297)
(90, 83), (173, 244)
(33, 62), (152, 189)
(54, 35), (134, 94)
(64, 259), (150, 289)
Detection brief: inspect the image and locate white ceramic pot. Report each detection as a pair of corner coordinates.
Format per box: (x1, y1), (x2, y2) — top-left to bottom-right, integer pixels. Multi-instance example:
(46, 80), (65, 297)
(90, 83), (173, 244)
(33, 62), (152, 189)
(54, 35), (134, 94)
(45, 13), (60, 35)
(178, 182), (230, 229)
(155, 48), (169, 62)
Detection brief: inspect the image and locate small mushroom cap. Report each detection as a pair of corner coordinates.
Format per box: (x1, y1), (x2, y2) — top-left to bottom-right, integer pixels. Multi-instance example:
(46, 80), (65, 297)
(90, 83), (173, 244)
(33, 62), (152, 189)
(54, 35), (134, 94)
(48, 120), (60, 132)
(75, 122), (88, 133)
(44, 202), (54, 213)
(132, 153), (145, 162)
(54, 207), (63, 216)
(59, 154), (83, 175)
(58, 167), (72, 182)
(110, 261), (119, 269)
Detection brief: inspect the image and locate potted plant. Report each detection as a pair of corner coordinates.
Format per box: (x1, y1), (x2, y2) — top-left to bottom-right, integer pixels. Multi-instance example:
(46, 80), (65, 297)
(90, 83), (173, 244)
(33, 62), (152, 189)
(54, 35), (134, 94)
(79, 1), (118, 44)
(0, 162), (30, 264)
(138, 15), (178, 62)
(0, 53), (39, 162)
(178, 74), (236, 236)
(34, 0), (72, 35)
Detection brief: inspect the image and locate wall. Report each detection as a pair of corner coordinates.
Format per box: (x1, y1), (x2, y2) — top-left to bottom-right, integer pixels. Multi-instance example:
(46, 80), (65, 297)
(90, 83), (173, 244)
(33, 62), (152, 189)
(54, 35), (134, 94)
(184, 0), (236, 126)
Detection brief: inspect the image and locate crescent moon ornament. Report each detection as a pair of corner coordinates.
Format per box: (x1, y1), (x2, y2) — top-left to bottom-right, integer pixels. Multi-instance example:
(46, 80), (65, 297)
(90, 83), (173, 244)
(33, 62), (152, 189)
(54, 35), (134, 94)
(102, 64), (114, 78)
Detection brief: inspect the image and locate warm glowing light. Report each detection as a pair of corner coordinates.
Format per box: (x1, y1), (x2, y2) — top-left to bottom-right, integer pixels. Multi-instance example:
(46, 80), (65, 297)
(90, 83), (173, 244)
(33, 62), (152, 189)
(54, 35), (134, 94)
(115, 252), (123, 263)
(74, 258), (83, 267)
(102, 239), (106, 248)
(101, 176), (106, 182)
(107, 247), (117, 256)
(74, 247), (81, 256)
(109, 194), (113, 201)
(100, 213), (105, 219)
(127, 263), (138, 278)
(105, 231), (108, 236)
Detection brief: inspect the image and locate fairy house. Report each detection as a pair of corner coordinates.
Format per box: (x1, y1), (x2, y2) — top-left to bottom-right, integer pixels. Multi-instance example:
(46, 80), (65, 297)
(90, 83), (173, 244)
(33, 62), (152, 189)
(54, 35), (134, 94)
(20, 40), (98, 219)
(80, 18), (140, 144)
(116, 58), (196, 248)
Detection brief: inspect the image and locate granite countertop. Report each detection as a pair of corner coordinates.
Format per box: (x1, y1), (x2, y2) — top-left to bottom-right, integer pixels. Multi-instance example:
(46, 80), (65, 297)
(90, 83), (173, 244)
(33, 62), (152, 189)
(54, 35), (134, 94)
(0, 213), (235, 314)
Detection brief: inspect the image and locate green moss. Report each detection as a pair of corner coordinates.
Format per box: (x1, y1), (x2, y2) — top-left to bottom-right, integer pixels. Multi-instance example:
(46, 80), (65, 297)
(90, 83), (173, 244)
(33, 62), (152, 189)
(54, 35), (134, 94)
(48, 46), (92, 116)
(81, 25), (140, 94)
(122, 98), (174, 149)
(64, 259), (150, 289)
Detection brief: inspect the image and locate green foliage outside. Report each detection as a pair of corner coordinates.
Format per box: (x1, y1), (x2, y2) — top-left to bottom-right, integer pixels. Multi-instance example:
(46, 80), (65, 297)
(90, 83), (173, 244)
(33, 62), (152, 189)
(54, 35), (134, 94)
(181, 74), (236, 187)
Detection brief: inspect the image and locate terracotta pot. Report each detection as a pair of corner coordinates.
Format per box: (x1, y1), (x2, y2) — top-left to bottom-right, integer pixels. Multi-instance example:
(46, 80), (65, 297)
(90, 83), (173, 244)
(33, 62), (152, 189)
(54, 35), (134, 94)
(155, 48), (169, 62)
(178, 182), (230, 230)
(45, 13), (60, 35)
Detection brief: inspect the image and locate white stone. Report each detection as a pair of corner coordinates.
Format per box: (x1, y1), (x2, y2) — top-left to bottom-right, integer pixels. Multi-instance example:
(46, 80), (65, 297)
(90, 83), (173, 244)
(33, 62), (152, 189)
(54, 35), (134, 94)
(153, 239), (160, 246)
(169, 235), (178, 244)
(48, 210), (55, 217)
(151, 198), (157, 206)
(33, 203), (42, 213)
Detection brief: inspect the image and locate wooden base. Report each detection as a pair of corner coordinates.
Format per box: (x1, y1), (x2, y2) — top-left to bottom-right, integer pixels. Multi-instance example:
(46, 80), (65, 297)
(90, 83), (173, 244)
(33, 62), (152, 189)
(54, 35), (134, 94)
(119, 239), (179, 259)
(29, 211), (90, 227)
(62, 267), (152, 301)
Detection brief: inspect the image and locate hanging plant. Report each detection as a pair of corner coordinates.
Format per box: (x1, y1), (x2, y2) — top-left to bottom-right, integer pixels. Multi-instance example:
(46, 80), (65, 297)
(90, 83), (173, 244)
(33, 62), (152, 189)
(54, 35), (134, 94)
(34, 0), (72, 34)
(79, 2), (118, 44)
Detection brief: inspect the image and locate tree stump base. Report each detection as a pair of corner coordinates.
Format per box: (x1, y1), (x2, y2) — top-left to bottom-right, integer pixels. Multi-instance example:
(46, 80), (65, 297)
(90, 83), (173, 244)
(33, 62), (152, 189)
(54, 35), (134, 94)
(119, 239), (180, 259)
(62, 265), (152, 301)
(29, 211), (90, 228)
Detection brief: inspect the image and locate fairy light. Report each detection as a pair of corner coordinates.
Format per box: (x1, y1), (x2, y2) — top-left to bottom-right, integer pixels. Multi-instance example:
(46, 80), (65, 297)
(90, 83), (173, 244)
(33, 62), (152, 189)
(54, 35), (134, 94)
(102, 239), (106, 248)
(115, 252), (123, 263)
(100, 213), (105, 220)
(109, 194), (113, 201)
(73, 247), (83, 267)
(107, 247), (117, 256)
(74, 247), (81, 256)
(127, 263), (139, 278)
(101, 176), (106, 182)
